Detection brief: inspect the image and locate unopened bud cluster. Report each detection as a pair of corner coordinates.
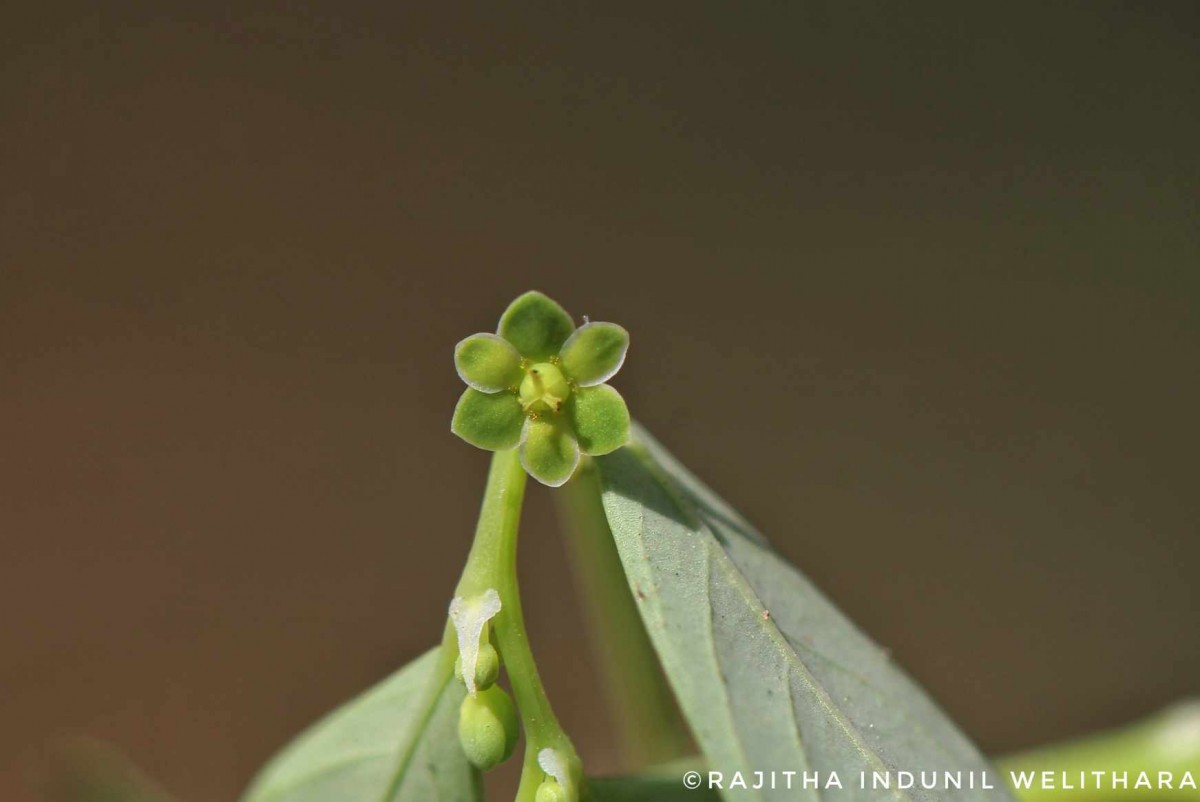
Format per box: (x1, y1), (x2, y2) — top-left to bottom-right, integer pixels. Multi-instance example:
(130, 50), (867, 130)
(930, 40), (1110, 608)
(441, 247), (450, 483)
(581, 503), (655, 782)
(449, 591), (519, 772)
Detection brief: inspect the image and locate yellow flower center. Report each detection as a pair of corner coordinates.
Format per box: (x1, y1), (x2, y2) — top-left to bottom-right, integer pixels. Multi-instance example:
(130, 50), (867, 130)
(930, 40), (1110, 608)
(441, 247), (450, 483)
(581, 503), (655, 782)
(519, 362), (571, 415)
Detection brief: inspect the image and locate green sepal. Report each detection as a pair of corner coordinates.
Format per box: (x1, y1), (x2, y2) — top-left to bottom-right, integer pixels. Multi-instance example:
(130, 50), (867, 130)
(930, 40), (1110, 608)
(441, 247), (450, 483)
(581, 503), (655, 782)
(498, 291), (575, 361)
(559, 322), (629, 387)
(451, 388), (524, 451)
(567, 384), (629, 456)
(520, 416), (580, 487)
(455, 333), (523, 392)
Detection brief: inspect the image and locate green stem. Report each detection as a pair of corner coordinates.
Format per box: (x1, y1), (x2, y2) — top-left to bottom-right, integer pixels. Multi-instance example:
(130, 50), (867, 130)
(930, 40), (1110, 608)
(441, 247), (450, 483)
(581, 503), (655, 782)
(997, 701), (1200, 802)
(456, 448), (582, 801)
(556, 458), (692, 768)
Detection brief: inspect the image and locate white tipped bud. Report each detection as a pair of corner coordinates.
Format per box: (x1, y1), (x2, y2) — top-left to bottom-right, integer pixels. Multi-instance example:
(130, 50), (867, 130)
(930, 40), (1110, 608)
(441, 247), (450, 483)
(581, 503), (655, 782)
(537, 748), (576, 802)
(454, 642), (500, 691)
(448, 589), (502, 695)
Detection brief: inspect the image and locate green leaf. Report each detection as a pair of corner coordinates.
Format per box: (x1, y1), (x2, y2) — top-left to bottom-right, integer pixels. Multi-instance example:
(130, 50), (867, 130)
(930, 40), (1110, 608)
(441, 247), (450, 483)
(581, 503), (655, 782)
(559, 322), (629, 387)
(455, 333), (524, 393)
(498, 291), (575, 361)
(241, 649), (480, 802)
(591, 773), (721, 802)
(595, 426), (1015, 802)
(520, 416), (580, 487)
(451, 388), (525, 451)
(567, 385), (630, 456)
(999, 701), (1200, 802)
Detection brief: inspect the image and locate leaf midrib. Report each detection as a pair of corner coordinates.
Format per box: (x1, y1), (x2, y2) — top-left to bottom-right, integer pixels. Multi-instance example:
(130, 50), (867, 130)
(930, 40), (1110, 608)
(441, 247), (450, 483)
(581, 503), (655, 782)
(695, 489), (973, 778)
(630, 450), (913, 801)
(375, 670), (457, 802)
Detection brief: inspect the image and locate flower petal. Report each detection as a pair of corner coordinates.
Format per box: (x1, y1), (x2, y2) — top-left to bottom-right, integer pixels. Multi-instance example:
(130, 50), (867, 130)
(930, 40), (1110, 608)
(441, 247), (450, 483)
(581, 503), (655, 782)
(455, 333), (523, 392)
(451, 388), (524, 450)
(497, 291), (575, 361)
(520, 416), (580, 487)
(566, 384), (630, 456)
(558, 322), (629, 387)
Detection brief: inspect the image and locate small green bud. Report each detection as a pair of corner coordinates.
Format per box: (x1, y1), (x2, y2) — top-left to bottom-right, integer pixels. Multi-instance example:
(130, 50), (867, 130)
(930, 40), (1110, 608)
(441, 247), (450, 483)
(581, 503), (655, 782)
(454, 642), (500, 691)
(536, 778), (568, 802)
(519, 362), (571, 414)
(458, 686), (518, 771)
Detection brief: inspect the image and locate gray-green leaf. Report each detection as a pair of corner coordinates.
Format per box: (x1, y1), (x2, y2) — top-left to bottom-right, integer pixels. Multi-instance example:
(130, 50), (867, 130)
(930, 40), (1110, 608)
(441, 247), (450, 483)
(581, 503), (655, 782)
(241, 649), (480, 802)
(595, 426), (1015, 802)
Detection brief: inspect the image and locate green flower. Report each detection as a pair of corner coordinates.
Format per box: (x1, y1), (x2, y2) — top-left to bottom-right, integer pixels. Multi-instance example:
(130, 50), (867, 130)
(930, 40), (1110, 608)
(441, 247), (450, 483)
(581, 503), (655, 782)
(451, 291), (631, 487)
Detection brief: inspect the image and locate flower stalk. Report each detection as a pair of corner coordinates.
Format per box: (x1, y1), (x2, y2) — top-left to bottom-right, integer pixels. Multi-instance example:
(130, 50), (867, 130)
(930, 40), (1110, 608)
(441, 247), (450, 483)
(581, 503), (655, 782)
(556, 459), (692, 769)
(443, 291), (643, 800)
(452, 447), (582, 801)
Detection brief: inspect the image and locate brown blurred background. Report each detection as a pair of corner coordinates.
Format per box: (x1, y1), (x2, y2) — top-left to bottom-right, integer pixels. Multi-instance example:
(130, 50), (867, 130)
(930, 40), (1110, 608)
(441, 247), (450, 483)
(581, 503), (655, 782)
(2, 2), (1198, 800)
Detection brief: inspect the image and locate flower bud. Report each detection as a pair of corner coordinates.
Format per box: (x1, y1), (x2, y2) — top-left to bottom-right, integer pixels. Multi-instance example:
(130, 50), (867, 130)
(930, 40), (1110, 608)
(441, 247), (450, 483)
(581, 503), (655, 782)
(449, 589), (502, 696)
(538, 747), (576, 802)
(536, 778), (568, 802)
(454, 642), (500, 691)
(457, 685), (518, 771)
